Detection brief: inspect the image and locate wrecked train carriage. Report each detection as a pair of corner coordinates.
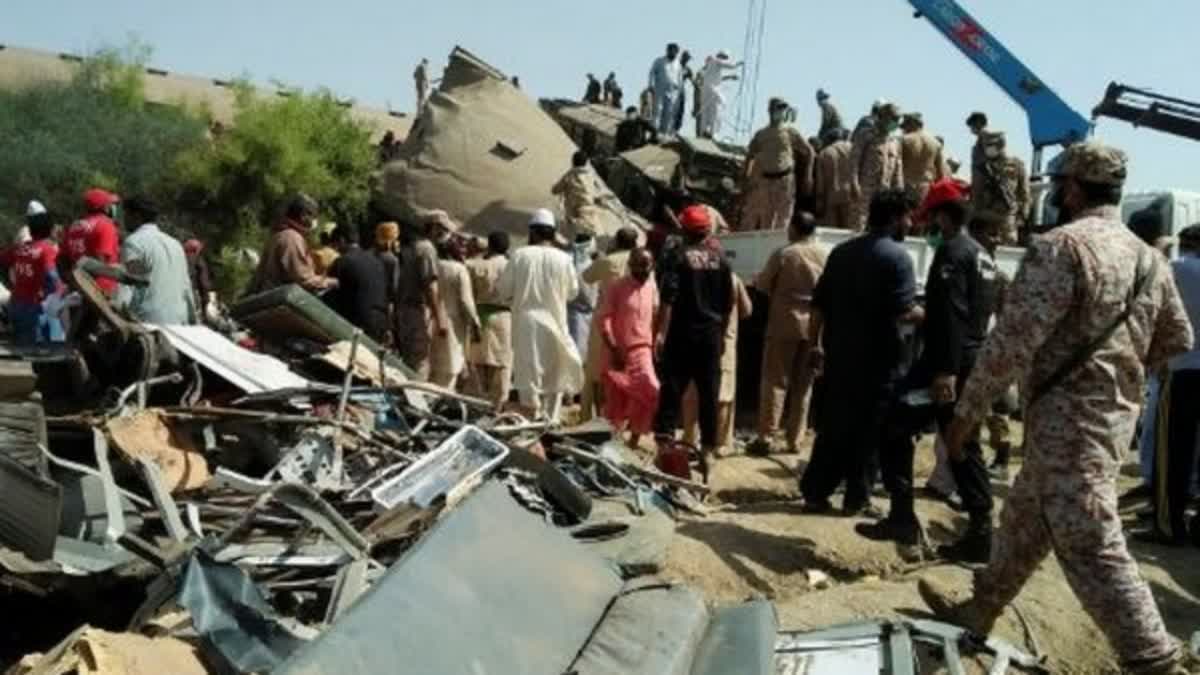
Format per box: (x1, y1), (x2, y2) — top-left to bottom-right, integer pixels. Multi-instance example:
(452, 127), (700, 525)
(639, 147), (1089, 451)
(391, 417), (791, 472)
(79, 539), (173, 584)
(376, 47), (640, 242)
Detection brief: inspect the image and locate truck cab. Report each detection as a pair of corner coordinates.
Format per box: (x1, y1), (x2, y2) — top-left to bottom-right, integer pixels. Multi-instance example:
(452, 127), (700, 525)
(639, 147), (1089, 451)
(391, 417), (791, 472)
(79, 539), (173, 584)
(1034, 185), (1200, 256)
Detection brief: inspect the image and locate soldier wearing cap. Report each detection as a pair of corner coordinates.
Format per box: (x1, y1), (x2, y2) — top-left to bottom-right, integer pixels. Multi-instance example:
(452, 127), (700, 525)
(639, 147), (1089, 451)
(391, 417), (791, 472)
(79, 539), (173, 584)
(970, 130), (1029, 245)
(742, 98), (815, 231)
(920, 142), (1195, 675)
(898, 112), (949, 209)
(849, 102), (904, 232)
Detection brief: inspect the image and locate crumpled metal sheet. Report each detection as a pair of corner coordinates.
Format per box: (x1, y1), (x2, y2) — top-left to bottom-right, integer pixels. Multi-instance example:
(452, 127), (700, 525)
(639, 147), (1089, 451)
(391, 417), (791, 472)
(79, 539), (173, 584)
(150, 323), (310, 395)
(178, 549), (305, 673)
(277, 481), (623, 675)
(0, 453), (62, 561)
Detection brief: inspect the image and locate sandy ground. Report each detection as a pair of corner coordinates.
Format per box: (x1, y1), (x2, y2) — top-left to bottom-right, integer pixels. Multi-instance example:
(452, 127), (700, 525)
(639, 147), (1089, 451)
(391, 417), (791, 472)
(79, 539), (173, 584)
(655, 428), (1200, 674)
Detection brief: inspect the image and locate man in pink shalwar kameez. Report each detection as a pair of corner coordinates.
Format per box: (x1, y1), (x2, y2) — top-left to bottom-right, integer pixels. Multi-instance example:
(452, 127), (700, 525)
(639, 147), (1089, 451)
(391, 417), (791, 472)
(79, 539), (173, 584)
(599, 248), (659, 447)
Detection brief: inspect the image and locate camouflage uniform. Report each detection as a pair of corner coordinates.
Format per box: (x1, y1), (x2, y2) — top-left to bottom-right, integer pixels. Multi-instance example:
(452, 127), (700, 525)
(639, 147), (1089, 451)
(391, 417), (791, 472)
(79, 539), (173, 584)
(899, 126), (949, 203)
(849, 125), (904, 231)
(950, 144), (1194, 671)
(972, 133), (1030, 245)
(743, 123), (814, 231)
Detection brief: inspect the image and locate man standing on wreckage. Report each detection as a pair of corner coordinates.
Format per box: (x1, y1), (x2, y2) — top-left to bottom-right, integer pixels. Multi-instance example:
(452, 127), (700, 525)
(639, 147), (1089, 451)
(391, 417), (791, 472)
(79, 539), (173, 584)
(919, 142), (1195, 675)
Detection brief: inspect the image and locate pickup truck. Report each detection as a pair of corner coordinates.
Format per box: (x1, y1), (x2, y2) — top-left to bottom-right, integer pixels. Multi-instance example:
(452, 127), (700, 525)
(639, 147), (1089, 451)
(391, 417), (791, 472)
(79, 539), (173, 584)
(720, 188), (1200, 287)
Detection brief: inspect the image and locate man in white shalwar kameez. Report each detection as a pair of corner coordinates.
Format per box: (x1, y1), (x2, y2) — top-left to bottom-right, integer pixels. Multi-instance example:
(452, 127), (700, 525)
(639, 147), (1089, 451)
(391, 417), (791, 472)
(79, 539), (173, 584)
(497, 209), (584, 422)
(697, 51), (742, 139)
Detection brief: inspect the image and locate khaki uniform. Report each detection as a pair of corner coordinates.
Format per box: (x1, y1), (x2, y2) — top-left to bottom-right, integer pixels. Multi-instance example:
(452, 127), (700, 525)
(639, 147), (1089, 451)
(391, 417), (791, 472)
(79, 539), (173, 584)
(954, 203), (1193, 669)
(430, 259), (480, 389)
(755, 237), (827, 450)
(552, 167), (606, 238)
(579, 250), (632, 420)
(743, 124), (814, 231)
(814, 140), (854, 229)
(683, 274), (752, 452)
(394, 239), (439, 378)
(818, 100), (843, 140)
(972, 155), (1029, 245)
(466, 255), (513, 406)
(849, 127), (904, 231)
(899, 129), (949, 202)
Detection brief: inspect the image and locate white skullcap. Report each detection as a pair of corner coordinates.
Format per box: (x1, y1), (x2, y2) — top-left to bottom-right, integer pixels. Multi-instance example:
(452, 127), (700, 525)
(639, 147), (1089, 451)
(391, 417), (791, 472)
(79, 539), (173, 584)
(26, 200), (46, 217)
(529, 208), (557, 229)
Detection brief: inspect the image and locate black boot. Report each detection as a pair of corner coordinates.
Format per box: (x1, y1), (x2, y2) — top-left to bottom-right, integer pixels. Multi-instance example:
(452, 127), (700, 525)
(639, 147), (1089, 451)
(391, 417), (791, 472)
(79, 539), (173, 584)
(855, 515), (920, 546)
(937, 525), (992, 564)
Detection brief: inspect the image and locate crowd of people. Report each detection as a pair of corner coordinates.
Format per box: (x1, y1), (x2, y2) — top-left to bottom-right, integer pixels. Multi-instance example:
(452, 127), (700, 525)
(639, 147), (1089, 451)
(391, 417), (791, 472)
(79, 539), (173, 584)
(5, 67), (1200, 672)
(1, 189), (211, 346)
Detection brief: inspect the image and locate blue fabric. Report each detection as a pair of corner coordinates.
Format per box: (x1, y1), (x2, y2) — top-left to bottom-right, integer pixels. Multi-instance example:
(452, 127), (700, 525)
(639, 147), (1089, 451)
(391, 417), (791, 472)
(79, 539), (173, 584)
(8, 301), (62, 345)
(9, 302), (41, 346)
(1138, 374), (1160, 483)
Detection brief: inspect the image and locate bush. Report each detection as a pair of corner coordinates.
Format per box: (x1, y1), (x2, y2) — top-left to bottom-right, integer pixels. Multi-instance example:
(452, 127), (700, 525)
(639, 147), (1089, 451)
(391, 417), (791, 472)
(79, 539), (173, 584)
(167, 84), (377, 266)
(0, 43), (208, 237)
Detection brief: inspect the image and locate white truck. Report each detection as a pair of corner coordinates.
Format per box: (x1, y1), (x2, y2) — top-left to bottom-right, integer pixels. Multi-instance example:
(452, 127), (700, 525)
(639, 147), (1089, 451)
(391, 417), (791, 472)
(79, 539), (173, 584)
(720, 188), (1200, 287)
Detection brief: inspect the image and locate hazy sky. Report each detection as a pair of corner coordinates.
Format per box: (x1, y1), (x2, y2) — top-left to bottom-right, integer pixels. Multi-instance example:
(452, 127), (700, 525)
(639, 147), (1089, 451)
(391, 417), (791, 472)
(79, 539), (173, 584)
(5, 0), (1200, 190)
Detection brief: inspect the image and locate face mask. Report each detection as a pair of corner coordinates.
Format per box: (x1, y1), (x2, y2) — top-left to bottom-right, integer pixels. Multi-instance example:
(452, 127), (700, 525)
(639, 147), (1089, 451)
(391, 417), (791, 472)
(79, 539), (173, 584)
(885, 121), (899, 134)
(632, 268), (652, 282)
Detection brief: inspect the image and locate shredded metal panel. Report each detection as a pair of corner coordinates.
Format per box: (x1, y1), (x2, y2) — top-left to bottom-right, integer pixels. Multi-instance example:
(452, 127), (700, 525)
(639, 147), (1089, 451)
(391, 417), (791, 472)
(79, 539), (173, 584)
(151, 324), (309, 394)
(0, 453), (61, 561)
(0, 401), (48, 476)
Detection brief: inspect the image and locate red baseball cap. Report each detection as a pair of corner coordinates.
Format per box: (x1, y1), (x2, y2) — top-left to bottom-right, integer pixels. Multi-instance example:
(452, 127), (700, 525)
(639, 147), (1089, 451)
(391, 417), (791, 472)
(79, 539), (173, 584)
(83, 188), (120, 212)
(678, 205), (712, 234)
(916, 178), (970, 222)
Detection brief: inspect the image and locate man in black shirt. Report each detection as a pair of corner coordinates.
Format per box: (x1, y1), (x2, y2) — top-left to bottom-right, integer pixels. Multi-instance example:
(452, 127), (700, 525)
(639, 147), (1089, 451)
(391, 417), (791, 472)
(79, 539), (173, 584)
(854, 179), (998, 554)
(800, 188), (923, 516)
(615, 107), (658, 153)
(325, 224), (389, 342)
(654, 205), (734, 480)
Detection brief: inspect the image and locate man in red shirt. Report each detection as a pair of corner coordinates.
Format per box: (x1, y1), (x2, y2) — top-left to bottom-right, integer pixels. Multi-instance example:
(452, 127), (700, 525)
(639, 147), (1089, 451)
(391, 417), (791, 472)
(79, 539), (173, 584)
(1, 208), (62, 345)
(63, 188), (121, 295)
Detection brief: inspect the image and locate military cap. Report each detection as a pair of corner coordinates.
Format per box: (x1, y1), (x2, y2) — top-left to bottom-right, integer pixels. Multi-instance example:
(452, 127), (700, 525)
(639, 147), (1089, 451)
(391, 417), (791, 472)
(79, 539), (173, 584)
(1052, 141), (1128, 187)
(901, 112), (923, 126)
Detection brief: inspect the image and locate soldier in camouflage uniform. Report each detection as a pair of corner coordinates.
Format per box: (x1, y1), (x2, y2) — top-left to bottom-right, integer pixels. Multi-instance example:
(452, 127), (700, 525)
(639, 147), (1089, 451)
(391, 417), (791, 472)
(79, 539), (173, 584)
(849, 103), (904, 232)
(920, 142), (1195, 675)
(971, 131), (1030, 245)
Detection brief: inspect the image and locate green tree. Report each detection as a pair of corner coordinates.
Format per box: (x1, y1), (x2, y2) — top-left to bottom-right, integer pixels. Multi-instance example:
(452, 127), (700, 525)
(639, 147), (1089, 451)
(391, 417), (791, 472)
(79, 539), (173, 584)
(168, 84), (376, 296)
(0, 42), (207, 237)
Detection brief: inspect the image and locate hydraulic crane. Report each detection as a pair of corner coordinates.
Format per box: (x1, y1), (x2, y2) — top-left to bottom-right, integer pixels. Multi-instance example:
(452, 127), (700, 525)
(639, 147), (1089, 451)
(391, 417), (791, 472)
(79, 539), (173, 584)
(1093, 83), (1200, 143)
(907, 0), (1092, 173)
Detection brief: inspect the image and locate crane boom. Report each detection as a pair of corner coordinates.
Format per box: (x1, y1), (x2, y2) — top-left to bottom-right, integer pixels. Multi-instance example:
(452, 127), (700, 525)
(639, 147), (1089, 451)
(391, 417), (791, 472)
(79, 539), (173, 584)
(1093, 83), (1200, 143)
(907, 0), (1091, 168)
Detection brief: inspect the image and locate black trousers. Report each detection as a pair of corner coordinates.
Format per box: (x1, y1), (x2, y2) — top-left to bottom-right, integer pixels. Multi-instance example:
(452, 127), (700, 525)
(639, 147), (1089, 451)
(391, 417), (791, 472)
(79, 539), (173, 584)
(655, 335), (722, 447)
(801, 390), (891, 510)
(880, 363), (993, 531)
(1153, 369), (1200, 542)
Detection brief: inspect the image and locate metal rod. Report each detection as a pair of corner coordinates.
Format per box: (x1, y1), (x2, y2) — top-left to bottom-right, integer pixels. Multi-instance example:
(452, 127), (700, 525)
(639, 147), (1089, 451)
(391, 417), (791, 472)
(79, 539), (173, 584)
(336, 329), (362, 425)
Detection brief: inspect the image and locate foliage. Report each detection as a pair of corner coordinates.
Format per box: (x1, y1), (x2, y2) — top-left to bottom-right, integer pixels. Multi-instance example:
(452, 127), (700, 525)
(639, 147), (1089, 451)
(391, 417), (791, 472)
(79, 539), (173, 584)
(0, 42), (208, 237)
(167, 85), (377, 260)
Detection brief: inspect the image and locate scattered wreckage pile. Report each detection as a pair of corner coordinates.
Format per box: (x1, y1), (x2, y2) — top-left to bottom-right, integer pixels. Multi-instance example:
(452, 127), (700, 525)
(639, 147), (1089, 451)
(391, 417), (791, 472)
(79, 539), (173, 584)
(0, 283), (1048, 675)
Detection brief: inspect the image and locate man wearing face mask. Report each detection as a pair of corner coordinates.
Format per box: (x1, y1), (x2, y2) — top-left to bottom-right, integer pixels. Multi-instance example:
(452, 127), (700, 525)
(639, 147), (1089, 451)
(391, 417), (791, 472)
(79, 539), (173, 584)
(249, 192), (337, 295)
(920, 142), (1195, 675)
(742, 98), (814, 231)
(971, 131), (1029, 245)
(849, 102), (905, 232)
(858, 178), (997, 558)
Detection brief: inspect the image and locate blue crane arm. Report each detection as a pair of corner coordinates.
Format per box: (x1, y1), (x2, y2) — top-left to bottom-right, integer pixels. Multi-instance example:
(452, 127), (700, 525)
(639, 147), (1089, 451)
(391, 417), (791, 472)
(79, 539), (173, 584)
(907, 0), (1091, 149)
